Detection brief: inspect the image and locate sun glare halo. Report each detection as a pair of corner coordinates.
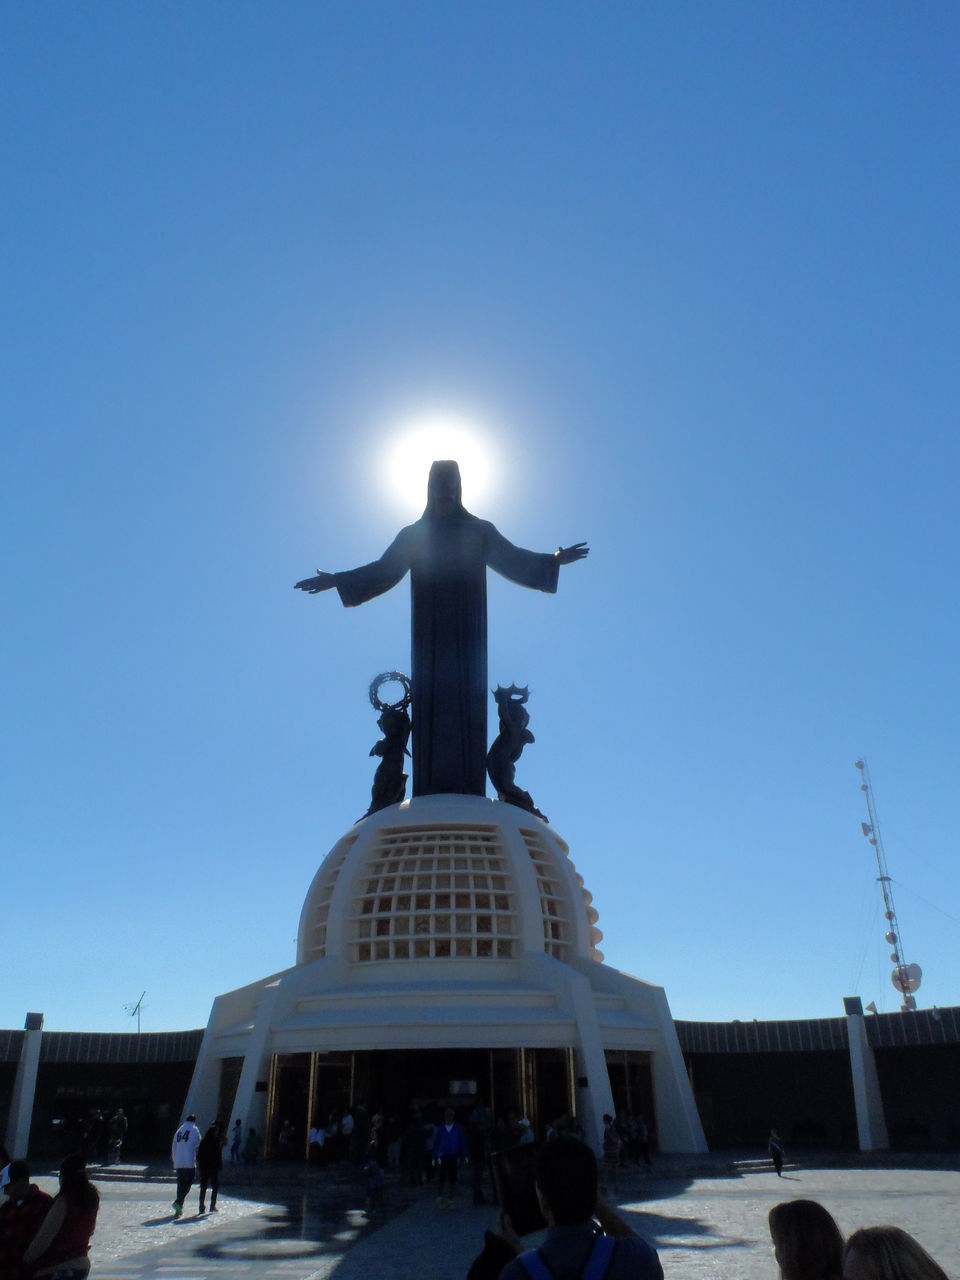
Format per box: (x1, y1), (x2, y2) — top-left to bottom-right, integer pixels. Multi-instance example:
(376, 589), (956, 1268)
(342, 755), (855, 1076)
(382, 412), (496, 515)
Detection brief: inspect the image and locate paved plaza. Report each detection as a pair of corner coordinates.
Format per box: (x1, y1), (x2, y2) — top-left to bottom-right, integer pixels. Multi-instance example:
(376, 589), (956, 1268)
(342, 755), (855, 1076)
(27, 1155), (959, 1280)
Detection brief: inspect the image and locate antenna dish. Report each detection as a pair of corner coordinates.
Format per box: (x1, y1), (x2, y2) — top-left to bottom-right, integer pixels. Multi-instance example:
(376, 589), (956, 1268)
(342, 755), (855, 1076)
(891, 963), (922, 995)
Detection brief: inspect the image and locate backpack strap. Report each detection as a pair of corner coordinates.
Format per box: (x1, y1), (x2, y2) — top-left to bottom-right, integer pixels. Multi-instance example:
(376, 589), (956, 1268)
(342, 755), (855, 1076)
(519, 1236), (616, 1280)
(582, 1235), (617, 1280)
(519, 1252), (556, 1280)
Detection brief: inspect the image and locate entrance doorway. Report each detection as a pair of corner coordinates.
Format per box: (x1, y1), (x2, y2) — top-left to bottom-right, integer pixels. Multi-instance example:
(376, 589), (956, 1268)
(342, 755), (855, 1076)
(263, 1045), (577, 1157)
(605, 1049), (656, 1147)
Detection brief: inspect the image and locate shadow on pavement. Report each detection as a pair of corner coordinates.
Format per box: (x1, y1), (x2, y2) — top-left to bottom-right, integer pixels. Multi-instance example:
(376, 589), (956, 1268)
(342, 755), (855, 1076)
(619, 1204), (753, 1255)
(33, 1149), (960, 1224)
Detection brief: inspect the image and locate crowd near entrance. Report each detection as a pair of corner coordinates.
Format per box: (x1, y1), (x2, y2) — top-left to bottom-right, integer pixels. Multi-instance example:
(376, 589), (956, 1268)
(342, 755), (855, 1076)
(218, 1046), (657, 1162)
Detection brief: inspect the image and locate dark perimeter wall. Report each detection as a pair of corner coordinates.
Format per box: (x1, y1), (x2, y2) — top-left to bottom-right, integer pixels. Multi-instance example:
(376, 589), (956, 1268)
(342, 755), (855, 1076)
(685, 1048), (857, 1149)
(6, 1010), (960, 1156)
(28, 1030), (203, 1158)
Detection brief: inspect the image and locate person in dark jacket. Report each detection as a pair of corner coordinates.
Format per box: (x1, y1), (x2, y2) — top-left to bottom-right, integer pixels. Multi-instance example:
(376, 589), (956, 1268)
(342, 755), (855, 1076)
(197, 1122), (223, 1214)
(468, 1101), (492, 1205)
(432, 1108), (467, 1208)
(107, 1108), (127, 1165)
(402, 1107), (426, 1186)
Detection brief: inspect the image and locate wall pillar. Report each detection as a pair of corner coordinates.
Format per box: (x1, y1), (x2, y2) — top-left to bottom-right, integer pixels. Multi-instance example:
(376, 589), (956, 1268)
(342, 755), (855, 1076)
(5, 1014), (43, 1160)
(647, 987), (709, 1153)
(226, 978), (285, 1146)
(844, 1000), (889, 1151)
(564, 970), (616, 1153)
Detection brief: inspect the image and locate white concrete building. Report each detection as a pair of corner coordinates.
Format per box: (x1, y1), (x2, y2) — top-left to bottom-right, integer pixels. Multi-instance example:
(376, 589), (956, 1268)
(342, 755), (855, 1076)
(184, 794), (706, 1155)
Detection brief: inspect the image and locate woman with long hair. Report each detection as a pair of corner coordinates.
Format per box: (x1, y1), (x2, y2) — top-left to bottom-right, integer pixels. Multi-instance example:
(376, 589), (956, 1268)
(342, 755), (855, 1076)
(769, 1199), (844, 1280)
(22, 1153), (99, 1279)
(843, 1227), (949, 1280)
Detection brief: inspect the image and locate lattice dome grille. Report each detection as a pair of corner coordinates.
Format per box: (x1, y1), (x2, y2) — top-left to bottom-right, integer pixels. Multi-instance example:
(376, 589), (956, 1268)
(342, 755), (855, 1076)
(520, 826), (570, 961)
(349, 824), (519, 963)
(303, 836), (356, 962)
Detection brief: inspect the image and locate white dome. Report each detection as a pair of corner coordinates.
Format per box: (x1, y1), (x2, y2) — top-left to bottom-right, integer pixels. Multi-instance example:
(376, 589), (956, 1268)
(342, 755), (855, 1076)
(297, 794), (603, 969)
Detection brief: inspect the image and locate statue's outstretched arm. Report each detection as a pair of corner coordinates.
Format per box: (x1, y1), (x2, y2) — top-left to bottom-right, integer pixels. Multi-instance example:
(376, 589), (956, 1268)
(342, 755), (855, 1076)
(555, 542), (589, 565)
(296, 531), (411, 607)
(294, 571), (336, 594)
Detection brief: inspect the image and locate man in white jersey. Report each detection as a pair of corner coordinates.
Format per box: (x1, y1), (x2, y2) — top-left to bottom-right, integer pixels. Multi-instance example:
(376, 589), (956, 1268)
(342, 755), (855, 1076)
(171, 1113), (201, 1217)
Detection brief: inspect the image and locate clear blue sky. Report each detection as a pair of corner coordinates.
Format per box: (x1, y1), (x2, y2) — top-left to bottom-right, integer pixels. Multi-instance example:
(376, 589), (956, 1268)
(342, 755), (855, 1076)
(3, 3), (958, 1033)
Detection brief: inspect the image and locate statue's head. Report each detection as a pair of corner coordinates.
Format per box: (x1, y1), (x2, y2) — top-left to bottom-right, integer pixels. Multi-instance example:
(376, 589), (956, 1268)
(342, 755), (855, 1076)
(378, 706), (409, 737)
(425, 460), (463, 517)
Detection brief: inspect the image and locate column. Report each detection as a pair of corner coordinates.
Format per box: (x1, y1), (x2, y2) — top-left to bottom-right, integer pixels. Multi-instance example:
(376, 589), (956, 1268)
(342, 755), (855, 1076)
(5, 1014), (43, 1160)
(844, 999), (889, 1151)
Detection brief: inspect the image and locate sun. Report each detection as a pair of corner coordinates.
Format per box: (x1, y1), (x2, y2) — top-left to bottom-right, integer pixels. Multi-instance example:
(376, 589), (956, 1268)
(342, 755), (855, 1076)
(381, 411), (496, 515)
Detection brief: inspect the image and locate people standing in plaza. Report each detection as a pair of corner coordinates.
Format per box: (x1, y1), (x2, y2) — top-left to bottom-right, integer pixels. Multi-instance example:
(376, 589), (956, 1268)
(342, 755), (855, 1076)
(769, 1128), (785, 1177)
(77, 1116), (93, 1163)
(843, 1226), (949, 1280)
(325, 1112), (340, 1162)
(504, 1110), (525, 1147)
(171, 1113), (201, 1217)
(242, 1126), (262, 1164)
(621, 1114), (636, 1164)
(362, 1143), (386, 1220)
(600, 1113), (620, 1193)
(385, 1115), (403, 1172)
(0, 1160), (54, 1280)
(196, 1121), (222, 1214)
(422, 1115), (436, 1182)
(518, 1117), (535, 1145)
(354, 1105), (371, 1164)
(402, 1107), (426, 1186)
(468, 1101), (492, 1205)
(229, 1118), (243, 1164)
(277, 1119), (295, 1159)
(308, 1119), (325, 1166)
(339, 1108), (354, 1163)
(89, 1112), (107, 1165)
(21, 1154), (99, 1280)
(768, 1199), (843, 1280)
(432, 1107), (467, 1208)
(107, 1108), (127, 1165)
(635, 1113), (652, 1168)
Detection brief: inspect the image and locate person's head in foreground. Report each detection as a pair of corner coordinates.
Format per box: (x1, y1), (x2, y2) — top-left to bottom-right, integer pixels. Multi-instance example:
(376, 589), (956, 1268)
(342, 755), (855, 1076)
(57, 1153), (99, 1211)
(768, 1199), (843, 1280)
(3, 1160), (31, 1199)
(843, 1227), (948, 1280)
(536, 1136), (597, 1226)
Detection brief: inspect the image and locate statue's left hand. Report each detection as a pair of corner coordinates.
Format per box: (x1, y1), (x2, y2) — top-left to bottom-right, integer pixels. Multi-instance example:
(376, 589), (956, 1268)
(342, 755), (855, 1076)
(556, 542), (589, 565)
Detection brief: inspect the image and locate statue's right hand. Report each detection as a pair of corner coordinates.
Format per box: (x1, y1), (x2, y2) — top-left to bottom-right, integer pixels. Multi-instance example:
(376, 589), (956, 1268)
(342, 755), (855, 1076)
(294, 571), (336, 594)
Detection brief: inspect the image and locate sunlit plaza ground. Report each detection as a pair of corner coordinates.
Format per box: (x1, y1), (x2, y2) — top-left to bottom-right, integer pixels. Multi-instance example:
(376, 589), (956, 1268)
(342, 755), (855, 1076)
(31, 1154), (959, 1280)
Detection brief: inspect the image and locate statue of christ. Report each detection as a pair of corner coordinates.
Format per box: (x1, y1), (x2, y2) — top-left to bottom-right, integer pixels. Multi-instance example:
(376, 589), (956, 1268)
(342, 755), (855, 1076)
(296, 460), (587, 798)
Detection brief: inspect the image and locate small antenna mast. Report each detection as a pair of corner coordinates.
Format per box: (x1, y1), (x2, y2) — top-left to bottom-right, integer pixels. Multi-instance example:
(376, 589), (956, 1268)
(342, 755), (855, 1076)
(855, 759), (921, 1011)
(124, 991), (146, 1034)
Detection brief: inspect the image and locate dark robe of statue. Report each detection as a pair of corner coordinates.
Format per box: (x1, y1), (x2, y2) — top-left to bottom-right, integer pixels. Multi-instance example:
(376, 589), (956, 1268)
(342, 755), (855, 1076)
(296, 460), (587, 799)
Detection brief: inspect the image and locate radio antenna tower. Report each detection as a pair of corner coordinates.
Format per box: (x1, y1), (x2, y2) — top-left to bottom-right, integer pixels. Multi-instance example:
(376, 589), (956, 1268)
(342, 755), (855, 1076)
(855, 759), (921, 1011)
(124, 991), (146, 1034)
